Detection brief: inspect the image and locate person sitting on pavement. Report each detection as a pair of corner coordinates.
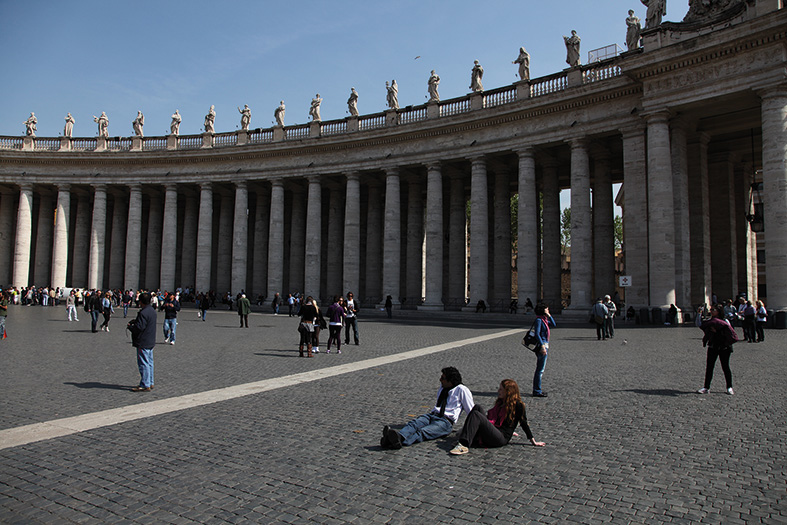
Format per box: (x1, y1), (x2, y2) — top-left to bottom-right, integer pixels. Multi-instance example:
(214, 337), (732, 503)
(449, 379), (545, 455)
(381, 367), (474, 450)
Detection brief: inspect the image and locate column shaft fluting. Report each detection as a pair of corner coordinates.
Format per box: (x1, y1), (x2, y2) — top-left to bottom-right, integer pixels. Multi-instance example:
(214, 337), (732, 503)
(304, 177), (322, 299)
(88, 185), (107, 290)
(289, 189), (306, 294)
(365, 184), (383, 302)
(34, 194), (54, 286)
(688, 134), (712, 307)
(569, 140), (592, 308)
(422, 164), (444, 309)
(517, 149), (538, 308)
(406, 180), (424, 303)
(160, 184), (178, 292)
(195, 183), (213, 293)
(541, 162), (561, 309)
(671, 121), (692, 309)
(448, 175), (466, 302)
(493, 170), (511, 303)
(343, 173), (361, 296)
(252, 186), (270, 298)
(468, 158), (489, 307)
(216, 194), (233, 294)
(267, 181), (285, 297)
(621, 126), (649, 308)
(12, 185), (34, 287)
(51, 185), (71, 288)
(231, 182), (249, 294)
(382, 169), (401, 304)
(124, 185), (143, 291)
(181, 193), (199, 291)
(144, 194), (163, 291)
(327, 186), (344, 297)
(108, 193), (127, 290)
(72, 194), (90, 288)
(592, 154), (615, 299)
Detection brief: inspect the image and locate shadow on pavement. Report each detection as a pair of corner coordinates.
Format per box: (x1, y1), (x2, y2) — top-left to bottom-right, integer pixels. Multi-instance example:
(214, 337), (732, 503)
(613, 388), (689, 397)
(64, 382), (132, 391)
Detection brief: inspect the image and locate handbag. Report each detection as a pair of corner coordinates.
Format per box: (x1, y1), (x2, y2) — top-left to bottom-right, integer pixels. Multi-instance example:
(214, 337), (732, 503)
(522, 320), (539, 351)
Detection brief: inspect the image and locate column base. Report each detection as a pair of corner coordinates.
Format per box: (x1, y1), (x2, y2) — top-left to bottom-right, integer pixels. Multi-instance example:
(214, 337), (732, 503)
(418, 303), (444, 311)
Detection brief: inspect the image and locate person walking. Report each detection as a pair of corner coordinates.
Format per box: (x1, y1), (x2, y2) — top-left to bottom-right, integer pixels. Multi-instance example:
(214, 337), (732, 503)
(287, 294), (295, 317)
(696, 305), (737, 395)
(161, 293), (180, 344)
(312, 300), (326, 353)
(198, 292), (209, 321)
(590, 298), (609, 340)
(755, 300), (767, 342)
(326, 296), (346, 354)
(344, 292), (359, 345)
(272, 292), (281, 315)
(298, 296), (318, 358)
(531, 303), (555, 398)
(131, 293), (157, 392)
(385, 295), (393, 319)
(0, 291), (9, 339)
(66, 290), (79, 321)
(88, 290), (103, 333)
(237, 293), (251, 328)
(100, 291), (114, 332)
(603, 295), (617, 338)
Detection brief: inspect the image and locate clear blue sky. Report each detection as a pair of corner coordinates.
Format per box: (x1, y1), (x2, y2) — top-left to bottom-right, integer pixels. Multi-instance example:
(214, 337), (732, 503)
(0, 0), (690, 138)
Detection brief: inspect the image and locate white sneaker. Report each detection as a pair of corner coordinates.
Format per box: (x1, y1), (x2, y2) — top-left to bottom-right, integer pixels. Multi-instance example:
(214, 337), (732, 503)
(106, 327), (109, 332)
(727, 387), (734, 395)
(170, 341), (175, 345)
(449, 443), (469, 455)
(313, 347), (320, 353)
(697, 388), (709, 394)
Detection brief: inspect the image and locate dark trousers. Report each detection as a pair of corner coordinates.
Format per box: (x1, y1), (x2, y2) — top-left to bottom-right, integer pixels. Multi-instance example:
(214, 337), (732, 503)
(457, 405), (508, 448)
(327, 325), (342, 349)
(755, 321), (765, 342)
(704, 346), (733, 389)
(100, 312), (111, 329)
(345, 316), (359, 344)
(239, 314), (248, 327)
(596, 322), (607, 340)
(90, 310), (100, 332)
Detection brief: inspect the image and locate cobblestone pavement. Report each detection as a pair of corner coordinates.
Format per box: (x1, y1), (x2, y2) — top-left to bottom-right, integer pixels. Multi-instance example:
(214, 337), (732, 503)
(0, 305), (784, 524)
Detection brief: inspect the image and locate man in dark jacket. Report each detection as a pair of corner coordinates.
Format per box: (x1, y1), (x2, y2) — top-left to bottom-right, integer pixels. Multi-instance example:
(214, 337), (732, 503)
(132, 293), (157, 392)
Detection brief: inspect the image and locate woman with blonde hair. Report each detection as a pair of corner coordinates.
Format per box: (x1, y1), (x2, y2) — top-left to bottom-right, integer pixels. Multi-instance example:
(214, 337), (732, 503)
(450, 379), (545, 455)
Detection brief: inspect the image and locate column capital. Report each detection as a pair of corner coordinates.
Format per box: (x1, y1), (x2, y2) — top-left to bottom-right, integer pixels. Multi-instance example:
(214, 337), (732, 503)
(466, 155), (486, 165)
(92, 183), (107, 193)
(620, 123), (646, 139)
(18, 182), (34, 193)
(269, 178), (284, 189)
(234, 180), (247, 190)
(164, 182), (178, 192)
(306, 175), (321, 184)
(384, 167), (400, 177)
(199, 182), (213, 191)
(344, 171), (360, 181)
(756, 83), (787, 100)
(568, 137), (589, 150)
(514, 145), (536, 158)
(641, 108), (672, 124)
(425, 161), (442, 172)
(57, 183), (71, 192)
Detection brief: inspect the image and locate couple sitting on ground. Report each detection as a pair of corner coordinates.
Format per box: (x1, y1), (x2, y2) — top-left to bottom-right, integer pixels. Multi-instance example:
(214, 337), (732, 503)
(380, 367), (546, 455)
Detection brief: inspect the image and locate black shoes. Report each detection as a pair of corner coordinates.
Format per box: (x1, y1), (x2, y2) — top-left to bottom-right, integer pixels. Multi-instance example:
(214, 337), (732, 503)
(532, 392), (548, 398)
(381, 425), (403, 449)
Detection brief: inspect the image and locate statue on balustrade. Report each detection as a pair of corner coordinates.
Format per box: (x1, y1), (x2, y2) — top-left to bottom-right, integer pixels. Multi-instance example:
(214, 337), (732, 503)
(238, 104), (251, 131)
(640, 0), (666, 29)
(64, 113), (75, 138)
(347, 88), (359, 116)
(204, 105), (216, 133)
(93, 112), (109, 138)
(470, 60), (484, 92)
(309, 95), (322, 121)
(170, 110), (181, 135)
(24, 113), (37, 137)
(684, 0), (739, 23)
(275, 101), (286, 126)
(626, 10), (642, 50)
(132, 111), (145, 137)
(563, 30), (581, 67)
(513, 47), (530, 81)
(428, 70), (440, 102)
(386, 80), (399, 110)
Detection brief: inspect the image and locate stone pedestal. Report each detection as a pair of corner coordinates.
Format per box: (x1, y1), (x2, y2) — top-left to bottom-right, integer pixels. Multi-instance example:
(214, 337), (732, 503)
(470, 92), (483, 111)
(426, 101), (440, 119)
(309, 121), (321, 138)
(567, 68), (583, 88)
(167, 135), (177, 150)
(347, 116), (359, 132)
(131, 136), (143, 151)
(22, 137), (34, 151)
(59, 137), (71, 151)
(273, 125), (285, 142)
(201, 133), (213, 148)
(514, 80), (531, 100)
(385, 109), (399, 126)
(96, 137), (107, 152)
(237, 130), (248, 146)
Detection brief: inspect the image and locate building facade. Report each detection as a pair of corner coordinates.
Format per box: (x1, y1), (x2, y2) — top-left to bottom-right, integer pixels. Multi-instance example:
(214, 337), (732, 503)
(1, 1), (785, 318)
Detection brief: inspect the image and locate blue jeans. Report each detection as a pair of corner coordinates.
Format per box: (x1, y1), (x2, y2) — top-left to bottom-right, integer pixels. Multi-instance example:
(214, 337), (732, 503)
(345, 316), (359, 344)
(398, 413), (453, 446)
(137, 348), (154, 388)
(90, 310), (100, 332)
(533, 348), (548, 395)
(123, 303), (129, 318)
(0, 316), (6, 338)
(163, 318), (177, 342)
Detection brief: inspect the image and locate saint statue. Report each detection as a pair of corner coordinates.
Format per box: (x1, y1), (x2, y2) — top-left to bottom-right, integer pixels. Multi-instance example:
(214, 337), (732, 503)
(347, 88), (359, 116)
(470, 60), (484, 92)
(204, 105), (216, 133)
(428, 70), (440, 102)
(238, 104), (251, 130)
(563, 30), (581, 67)
(309, 95), (322, 122)
(274, 101), (286, 126)
(170, 110), (181, 135)
(93, 112), (109, 138)
(24, 113), (37, 137)
(626, 10), (642, 51)
(64, 113), (75, 138)
(641, 0), (666, 29)
(132, 111), (145, 137)
(386, 80), (399, 110)
(513, 47), (530, 81)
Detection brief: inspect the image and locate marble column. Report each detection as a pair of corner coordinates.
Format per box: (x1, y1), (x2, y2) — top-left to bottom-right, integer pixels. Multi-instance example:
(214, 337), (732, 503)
(734, 163), (756, 301)
(568, 139), (592, 308)
(493, 168), (511, 304)
(467, 157), (489, 308)
(289, 188), (306, 294)
(124, 185), (142, 291)
(592, 149), (615, 299)
(34, 193), (54, 286)
(181, 192), (199, 290)
(51, 185), (71, 288)
(108, 192), (127, 290)
(541, 159), (562, 309)
(343, 172), (361, 296)
(621, 126), (649, 308)
(421, 163), (444, 309)
(216, 193), (233, 294)
(231, 181), (248, 295)
(145, 192), (163, 291)
(405, 179), (424, 303)
(708, 153), (738, 300)
(382, 168), (401, 305)
(517, 149), (538, 308)
(687, 133), (712, 307)
(759, 86), (787, 311)
(365, 183), (383, 302)
(88, 185), (107, 290)
(304, 176), (322, 299)
(670, 118), (692, 309)
(267, 180), (285, 297)
(12, 184), (34, 287)
(448, 174), (467, 303)
(252, 185), (270, 298)
(327, 186), (344, 297)
(0, 190), (15, 286)
(72, 193), (91, 288)
(645, 111), (677, 308)
(160, 184), (178, 292)
(195, 183), (213, 293)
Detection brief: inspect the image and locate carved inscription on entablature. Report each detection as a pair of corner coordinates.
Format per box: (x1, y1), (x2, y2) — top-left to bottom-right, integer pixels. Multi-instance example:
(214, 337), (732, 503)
(643, 46), (784, 95)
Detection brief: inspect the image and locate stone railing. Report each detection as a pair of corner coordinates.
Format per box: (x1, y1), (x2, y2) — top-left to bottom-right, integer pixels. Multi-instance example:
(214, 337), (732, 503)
(0, 57), (625, 153)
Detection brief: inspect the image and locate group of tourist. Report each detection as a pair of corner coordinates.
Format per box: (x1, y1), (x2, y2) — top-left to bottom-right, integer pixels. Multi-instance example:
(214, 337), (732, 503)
(297, 292), (359, 357)
(590, 295), (619, 340)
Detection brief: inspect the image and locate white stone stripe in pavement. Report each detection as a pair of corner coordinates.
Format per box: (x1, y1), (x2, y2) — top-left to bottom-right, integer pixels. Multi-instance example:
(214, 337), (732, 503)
(0, 328), (521, 451)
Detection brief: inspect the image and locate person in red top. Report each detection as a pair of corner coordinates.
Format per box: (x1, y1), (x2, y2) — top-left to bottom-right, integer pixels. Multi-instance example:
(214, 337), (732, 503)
(449, 379), (545, 455)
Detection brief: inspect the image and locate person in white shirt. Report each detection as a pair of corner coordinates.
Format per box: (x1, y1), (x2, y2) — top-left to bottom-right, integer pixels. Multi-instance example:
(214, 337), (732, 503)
(344, 292), (359, 345)
(381, 367), (474, 449)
